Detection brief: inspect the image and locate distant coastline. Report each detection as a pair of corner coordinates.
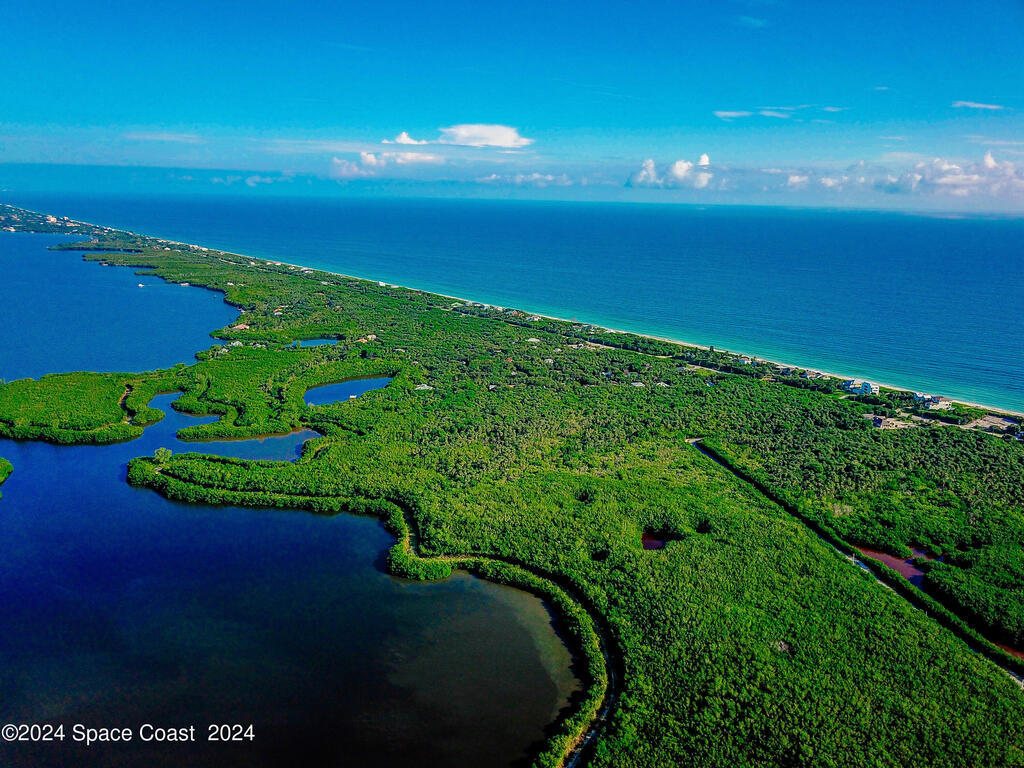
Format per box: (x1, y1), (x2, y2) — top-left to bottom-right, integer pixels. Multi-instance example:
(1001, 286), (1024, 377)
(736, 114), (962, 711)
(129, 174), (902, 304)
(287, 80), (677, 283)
(3, 200), (1022, 419)
(197, 250), (1024, 419)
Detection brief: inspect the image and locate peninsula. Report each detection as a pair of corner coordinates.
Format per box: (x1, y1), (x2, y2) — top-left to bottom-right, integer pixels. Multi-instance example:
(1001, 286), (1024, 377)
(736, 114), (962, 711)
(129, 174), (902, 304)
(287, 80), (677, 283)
(2, 203), (1023, 768)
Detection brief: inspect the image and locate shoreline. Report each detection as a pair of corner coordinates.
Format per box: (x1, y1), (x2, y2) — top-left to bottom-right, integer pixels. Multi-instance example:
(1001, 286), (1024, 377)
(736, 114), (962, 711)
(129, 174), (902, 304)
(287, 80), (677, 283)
(239, 254), (1024, 419)
(4, 205), (1022, 418)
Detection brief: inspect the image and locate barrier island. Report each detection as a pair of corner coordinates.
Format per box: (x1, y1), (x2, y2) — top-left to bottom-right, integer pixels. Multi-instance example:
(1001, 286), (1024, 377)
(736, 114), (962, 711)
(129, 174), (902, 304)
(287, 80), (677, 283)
(2, 203), (1023, 768)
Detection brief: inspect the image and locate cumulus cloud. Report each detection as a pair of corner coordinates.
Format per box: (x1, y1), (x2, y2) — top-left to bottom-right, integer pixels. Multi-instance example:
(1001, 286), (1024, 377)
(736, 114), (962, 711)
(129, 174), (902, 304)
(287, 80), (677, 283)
(952, 100), (1006, 110)
(868, 152), (1023, 197)
(629, 158), (661, 186)
(438, 124), (533, 148)
(624, 152), (1024, 202)
(330, 157), (376, 179)
(331, 150), (445, 178)
(382, 131), (429, 145)
(627, 155), (714, 189)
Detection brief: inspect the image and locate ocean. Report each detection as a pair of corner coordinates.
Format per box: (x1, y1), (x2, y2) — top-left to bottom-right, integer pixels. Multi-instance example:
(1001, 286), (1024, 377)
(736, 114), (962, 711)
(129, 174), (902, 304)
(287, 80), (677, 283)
(7, 193), (1023, 412)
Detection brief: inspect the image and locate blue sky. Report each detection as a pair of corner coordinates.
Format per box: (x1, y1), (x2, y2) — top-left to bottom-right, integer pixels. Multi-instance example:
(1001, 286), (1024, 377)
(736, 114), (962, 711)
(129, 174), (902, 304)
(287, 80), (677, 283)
(1, 0), (1023, 209)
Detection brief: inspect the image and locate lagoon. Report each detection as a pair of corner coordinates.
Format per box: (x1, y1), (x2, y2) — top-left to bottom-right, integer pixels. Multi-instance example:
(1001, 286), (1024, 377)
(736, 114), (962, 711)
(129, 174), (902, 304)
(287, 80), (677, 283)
(0, 236), (580, 768)
(0, 233), (237, 382)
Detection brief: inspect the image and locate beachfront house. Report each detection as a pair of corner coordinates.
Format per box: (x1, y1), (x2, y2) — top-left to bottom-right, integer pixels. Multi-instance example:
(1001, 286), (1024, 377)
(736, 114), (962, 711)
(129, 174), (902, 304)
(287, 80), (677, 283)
(844, 379), (879, 396)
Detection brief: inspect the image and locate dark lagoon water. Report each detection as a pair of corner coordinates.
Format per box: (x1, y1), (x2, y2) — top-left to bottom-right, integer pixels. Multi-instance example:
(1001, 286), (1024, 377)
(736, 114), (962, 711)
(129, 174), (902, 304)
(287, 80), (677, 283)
(0, 233), (237, 382)
(5, 194), (1023, 411)
(0, 236), (579, 768)
(304, 378), (394, 408)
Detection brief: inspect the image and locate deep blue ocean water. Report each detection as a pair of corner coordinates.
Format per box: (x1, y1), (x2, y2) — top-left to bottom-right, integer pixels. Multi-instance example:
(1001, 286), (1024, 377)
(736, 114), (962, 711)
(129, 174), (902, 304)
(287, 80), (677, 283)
(7, 193), (1022, 412)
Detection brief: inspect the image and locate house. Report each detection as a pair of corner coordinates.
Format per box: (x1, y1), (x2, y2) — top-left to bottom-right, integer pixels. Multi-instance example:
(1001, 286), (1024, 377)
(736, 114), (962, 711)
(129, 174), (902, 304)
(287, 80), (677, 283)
(843, 379), (879, 395)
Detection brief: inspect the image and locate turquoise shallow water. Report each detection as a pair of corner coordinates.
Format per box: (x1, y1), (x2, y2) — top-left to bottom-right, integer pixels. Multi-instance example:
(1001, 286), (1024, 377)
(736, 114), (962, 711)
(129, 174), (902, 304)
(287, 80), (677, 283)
(6, 194), (1024, 411)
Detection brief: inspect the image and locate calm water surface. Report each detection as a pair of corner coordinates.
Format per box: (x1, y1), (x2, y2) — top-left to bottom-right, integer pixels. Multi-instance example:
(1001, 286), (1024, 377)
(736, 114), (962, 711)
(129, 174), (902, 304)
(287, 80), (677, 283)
(0, 236), (580, 768)
(0, 233), (237, 381)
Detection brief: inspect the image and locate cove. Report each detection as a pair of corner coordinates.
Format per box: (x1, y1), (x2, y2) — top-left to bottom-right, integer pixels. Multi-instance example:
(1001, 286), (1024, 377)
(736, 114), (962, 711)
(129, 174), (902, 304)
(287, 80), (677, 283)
(0, 235), (581, 767)
(0, 233), (237, 381)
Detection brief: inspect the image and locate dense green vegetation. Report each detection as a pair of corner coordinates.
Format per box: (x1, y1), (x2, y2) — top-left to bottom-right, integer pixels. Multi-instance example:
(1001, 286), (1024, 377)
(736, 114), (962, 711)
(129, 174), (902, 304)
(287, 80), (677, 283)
(0, 457), (11, 499)
(2, 203), (1024, 768)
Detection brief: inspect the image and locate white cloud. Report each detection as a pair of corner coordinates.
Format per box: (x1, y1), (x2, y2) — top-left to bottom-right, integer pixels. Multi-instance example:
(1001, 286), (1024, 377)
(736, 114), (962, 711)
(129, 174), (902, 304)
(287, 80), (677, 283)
(382, 151), (444, 165)
(330, 157), (375, 179)
(478, 172), (572, 188)
(759, 110), (790, 118)
(713, 110), (753, 120)
(122, 131), (202, 144)
(952, 100), (1006, 110)
(629, 158), (661, 186)
(668, 160), (693, 181)
(628, 155), (713, 189)
(438, 124), (533, 148)
(624, 151), (1024, 202)
(338, 150), (445, 176)
(383, 131), (429, 145)
(821, 106), (846, 112)
(879, 135), (908, 141)
(874, 86), (890, 91)
(874, 152), (1023, 197)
